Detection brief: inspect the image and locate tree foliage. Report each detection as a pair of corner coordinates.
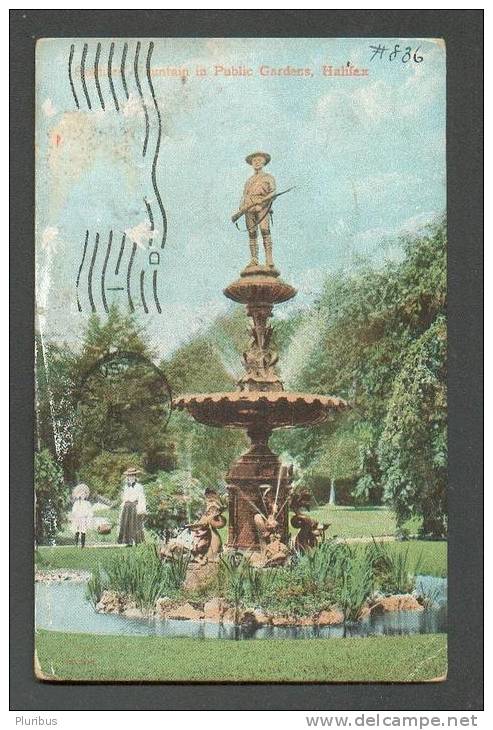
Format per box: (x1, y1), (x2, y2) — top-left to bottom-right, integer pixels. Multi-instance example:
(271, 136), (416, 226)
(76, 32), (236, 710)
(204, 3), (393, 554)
(78, 452), (146, 501)
(35, 219), (447, 536)
(36, 305), (176, 494)
(35, 449), (69, 544)
(144, 470), (204, 538)
(273, 217), (447, 531)
(378, 316), (447, 536)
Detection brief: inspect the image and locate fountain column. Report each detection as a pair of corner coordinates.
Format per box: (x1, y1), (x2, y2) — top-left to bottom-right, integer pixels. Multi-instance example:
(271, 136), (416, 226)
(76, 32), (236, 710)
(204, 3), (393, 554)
(174, 264), (346, 553)
(222, 265), (295, 549)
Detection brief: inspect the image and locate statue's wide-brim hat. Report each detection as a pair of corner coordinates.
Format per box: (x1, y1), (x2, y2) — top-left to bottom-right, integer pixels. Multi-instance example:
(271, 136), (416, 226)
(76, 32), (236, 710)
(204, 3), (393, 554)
(123, 467), (142, 476)
(245, 151), (271, 166)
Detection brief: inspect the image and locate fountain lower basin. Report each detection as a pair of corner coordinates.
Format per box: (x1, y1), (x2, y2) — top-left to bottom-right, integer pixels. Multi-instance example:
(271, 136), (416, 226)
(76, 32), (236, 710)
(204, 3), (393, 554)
(173, 391), (346, 430)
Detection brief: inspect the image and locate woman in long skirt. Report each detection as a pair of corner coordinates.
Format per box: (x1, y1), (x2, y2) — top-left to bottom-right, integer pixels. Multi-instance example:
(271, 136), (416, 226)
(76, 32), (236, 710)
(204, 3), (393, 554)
(118, 467), (145, 546)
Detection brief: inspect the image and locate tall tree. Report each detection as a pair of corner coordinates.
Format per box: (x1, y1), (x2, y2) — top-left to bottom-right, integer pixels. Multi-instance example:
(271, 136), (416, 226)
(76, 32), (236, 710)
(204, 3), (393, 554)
(378, 316), (447, 535)
(34, 449), (69, 544)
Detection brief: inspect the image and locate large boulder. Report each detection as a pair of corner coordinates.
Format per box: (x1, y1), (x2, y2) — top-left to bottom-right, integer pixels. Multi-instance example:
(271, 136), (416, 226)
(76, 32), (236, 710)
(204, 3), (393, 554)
(182, 562), (219, 593)
(222, 607), (237, 624)
(155, 597), (176, 617)
(371, 594), (424, 614)
(271, 615), (297, 627)
(316, 609), (344, 626)
(96, 590), (124, 614)
(203, 597), (230, 622)
(253, 609), (271, 626)
(122, 606), (144, 620)
(165, 602), (205, 621)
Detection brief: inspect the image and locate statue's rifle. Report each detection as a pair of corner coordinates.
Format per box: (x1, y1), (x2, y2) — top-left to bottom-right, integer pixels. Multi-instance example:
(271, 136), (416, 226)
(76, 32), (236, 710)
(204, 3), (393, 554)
(231, 187), (295, 231)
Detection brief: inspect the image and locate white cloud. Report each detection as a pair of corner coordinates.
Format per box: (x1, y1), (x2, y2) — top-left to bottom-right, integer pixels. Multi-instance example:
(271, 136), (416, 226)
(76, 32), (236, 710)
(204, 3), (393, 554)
(312, 46), (445, 146)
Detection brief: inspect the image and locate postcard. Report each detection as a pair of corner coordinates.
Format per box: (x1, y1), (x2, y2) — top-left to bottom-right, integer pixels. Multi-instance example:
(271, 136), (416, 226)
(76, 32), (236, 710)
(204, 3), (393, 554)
(34, 36), (447, 683)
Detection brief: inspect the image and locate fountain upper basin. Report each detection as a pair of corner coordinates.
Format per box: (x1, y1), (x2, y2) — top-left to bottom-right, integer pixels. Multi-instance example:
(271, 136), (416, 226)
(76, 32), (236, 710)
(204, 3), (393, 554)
(173, 391), (347, 430)
(223, 268), (296, 305)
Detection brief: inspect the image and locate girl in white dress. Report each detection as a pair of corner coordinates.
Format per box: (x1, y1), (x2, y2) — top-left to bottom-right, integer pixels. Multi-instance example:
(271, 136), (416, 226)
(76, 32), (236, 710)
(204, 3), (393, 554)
(70, 483), (93, 548)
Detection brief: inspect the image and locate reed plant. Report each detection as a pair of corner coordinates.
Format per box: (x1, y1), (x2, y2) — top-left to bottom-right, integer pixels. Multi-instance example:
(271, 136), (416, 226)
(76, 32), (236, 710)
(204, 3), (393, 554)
(85, 563), (108, 608)
(338, 548), (375, 622)
(86, 544), (189, 611)
(218, 553), (251, 623)
(367, 539), (423, 594)
(85, 539), (429, 621)
(415, 581), (441, 608)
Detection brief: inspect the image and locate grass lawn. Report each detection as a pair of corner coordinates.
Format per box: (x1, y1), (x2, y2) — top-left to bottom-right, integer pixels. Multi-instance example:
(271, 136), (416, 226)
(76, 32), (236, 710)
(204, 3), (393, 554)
(36, 630), (447, 683)
(35, 539), (447, 576)
(384, 540), (447, 578)
(38, 504), (446, 576)
(35, 545), (126, 571)
(307, 505), (421, 539)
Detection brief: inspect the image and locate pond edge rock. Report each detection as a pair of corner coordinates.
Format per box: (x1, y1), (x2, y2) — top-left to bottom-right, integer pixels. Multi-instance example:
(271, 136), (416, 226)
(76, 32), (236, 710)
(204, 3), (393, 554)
(95, 591), (424, 626)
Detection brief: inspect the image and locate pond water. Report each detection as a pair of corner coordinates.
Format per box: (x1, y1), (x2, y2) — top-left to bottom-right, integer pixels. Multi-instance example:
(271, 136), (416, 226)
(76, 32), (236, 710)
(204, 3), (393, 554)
(35, 575), (446, 640)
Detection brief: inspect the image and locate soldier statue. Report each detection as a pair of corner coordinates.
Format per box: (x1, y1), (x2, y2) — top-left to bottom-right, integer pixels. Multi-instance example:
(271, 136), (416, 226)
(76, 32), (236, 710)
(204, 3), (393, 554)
(232, 151), (276, 269)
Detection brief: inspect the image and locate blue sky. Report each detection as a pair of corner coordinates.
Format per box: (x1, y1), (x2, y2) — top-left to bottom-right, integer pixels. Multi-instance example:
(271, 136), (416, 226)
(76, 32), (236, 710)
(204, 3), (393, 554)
(36, 37), (446, 357)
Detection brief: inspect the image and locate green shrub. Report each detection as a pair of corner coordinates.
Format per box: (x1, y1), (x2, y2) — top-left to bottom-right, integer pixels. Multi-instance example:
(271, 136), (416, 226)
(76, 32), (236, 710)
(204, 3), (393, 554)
(78, 452), (145, 501)
(144, 471), (203, 539)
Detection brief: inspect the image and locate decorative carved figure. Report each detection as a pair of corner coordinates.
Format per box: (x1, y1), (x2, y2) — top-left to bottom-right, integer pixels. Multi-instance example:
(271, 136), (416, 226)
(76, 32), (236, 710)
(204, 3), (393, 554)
(251, 485), (289, 567)
(186, 489), (227, 564)
(290, 489), (330, 552)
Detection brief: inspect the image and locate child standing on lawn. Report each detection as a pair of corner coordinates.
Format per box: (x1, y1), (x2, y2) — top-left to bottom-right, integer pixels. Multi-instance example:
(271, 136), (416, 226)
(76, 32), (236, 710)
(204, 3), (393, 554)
(70, 483), (93, 548)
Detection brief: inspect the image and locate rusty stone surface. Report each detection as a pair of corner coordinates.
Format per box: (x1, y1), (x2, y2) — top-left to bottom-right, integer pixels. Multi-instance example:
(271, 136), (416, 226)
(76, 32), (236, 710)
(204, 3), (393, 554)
(203, 598), (230, 621)
(173, 391), (345, 430)
(165, 603), (205, 621)
(316, 609), (345, 626)
(182, 562), (219, 593)
(370, 595), (424, 614)
(224, 271), (296, 306)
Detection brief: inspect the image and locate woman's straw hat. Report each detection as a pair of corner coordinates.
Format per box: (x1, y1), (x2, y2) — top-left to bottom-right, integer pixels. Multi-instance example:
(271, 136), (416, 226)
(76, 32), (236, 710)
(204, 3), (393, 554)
(123, 466), (142, 476)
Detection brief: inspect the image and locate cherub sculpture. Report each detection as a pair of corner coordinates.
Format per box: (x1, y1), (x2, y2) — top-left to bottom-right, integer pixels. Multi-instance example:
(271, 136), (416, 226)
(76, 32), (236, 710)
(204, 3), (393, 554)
(186, 489), (226, 565)
(159, 488), (226, 565)
(251, 485), (289, 567)
(290, 489), (330, 552)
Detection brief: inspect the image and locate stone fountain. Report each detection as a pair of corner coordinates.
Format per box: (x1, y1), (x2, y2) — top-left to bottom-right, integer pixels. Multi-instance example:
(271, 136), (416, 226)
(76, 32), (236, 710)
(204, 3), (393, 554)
(173, 152), (346, 553)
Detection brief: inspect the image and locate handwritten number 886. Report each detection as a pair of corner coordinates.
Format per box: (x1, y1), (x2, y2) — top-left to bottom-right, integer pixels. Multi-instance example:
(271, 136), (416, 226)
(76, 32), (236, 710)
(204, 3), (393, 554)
(390, 45), (423, 63)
